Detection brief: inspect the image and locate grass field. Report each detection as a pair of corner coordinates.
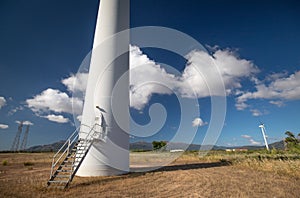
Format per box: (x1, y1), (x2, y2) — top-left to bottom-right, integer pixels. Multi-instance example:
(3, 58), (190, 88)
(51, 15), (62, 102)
(0, 151), (299, 197)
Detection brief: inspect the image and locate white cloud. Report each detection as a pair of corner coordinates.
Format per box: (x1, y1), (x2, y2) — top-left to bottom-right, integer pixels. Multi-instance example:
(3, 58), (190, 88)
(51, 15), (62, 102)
(15, 120), (34, 125)
(26, 88), (83, 115)
(235, 101), (248, 110)
(130, 45), (258, 110)
(179, 49), (258, 98)
(8, 106), (24, 115)
(0, 96), (6, 109)
(250, 109), (262, 117)
(32, 45), (256, 112)
(241, 134), (251, 139)
(24, 45), (262, 116)
(236, 70), (300, 109)
(0, 124), (9, 129)
(61, 73), (88, 93)
(76, 115), (82, 122)
(249, 139), (261, 146)
(269, 100), (284, 107)
(241, 134), (261, 145)
(130, 45), (177, 110)
(43, 114), (69, 123)
(265, 71), (288, 82)
(192, 117), (208, 127)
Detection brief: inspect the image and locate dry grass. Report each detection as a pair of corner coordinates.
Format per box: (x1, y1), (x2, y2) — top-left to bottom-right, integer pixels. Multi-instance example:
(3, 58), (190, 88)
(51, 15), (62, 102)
(233, 158), (300, 179)
(0, 152), (299, 197)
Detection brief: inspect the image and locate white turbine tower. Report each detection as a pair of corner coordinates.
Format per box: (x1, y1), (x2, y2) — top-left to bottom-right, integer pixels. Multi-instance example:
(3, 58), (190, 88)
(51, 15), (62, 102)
(76, 0), (130, 176)
(47, 0), (129, 188)
(259, 123), (270, 151)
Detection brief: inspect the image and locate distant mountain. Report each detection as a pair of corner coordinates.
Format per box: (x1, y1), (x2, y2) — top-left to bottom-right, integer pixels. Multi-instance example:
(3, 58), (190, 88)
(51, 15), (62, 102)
(25, 140), (285, 152)
(130, 141), (152, 151)
(226, 140), (285, 150)
(129, 140), (285, 151)
(26, 140), (65, 152)
(269, 140), (285, 150)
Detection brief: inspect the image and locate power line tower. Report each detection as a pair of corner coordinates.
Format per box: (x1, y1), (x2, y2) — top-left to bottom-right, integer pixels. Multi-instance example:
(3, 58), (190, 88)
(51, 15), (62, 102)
(11, 121), (23, 151)
(20, 125), (30, 151)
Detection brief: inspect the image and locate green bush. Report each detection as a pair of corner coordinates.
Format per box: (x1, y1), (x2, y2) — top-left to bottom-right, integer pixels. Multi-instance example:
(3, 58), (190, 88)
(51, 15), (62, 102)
(2, 160), (8, 166)
(152, 141), (167, 150)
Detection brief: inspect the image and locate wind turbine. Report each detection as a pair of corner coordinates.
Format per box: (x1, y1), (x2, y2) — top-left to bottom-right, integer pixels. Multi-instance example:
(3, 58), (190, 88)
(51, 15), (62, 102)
(259, 123), (270, 151)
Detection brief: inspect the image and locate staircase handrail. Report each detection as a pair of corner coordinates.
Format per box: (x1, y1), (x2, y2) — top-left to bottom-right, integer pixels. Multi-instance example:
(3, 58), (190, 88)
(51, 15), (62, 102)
(49, 123), (100, 179)
(79, 123), (102, 141)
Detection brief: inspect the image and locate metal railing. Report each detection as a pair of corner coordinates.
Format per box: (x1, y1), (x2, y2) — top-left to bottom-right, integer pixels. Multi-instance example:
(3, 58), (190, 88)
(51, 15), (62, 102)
(49, 123), (102, 179)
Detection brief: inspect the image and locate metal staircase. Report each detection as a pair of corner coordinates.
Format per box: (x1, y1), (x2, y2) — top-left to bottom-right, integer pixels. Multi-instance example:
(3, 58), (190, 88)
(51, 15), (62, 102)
(47, 124), (101, 189)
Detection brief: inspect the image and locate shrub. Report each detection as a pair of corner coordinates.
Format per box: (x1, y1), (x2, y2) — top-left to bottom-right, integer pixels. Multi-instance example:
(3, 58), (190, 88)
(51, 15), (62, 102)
(2, 160), (8, 166)
(152, 141), (167, 150)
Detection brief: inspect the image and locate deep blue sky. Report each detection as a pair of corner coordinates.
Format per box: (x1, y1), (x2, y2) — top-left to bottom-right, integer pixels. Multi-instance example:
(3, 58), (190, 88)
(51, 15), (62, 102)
(0, 0), (300, 150)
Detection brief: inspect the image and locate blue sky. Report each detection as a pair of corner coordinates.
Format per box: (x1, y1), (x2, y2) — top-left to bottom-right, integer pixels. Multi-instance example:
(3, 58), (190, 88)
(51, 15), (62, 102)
(1, 0), (300, 150)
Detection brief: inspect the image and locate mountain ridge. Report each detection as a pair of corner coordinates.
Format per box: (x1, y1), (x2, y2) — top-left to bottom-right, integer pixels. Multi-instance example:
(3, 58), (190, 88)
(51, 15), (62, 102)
(24, 140), (285, 152)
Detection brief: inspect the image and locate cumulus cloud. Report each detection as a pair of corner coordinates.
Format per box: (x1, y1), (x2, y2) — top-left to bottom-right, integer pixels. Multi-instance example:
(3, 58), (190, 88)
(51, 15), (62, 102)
(269, 100), (284, 107)
(8, 106), (24, 116)
(236, 70), (300, 110)
(250, 109), (262, 117)
(26, 88), (83, 115)
(181, 49), (258, 97)
(235, 102), (249, 111)
(25, 45), (262, 118)
(241, 134), (251, 139)
(192, 117), (208, 127)
(130, 45), (177, 110)
(76, 115), (82, 122)
(0, 96), (6, 109)
(249, 139), (261, 146)
(241, 134), (261, 145)
(43, 114), (69, 123)
(61, 73), (88, 93)
(0, 124), (9, 129)
(16, 120), (34, 125)
(130, 45), (258, 110)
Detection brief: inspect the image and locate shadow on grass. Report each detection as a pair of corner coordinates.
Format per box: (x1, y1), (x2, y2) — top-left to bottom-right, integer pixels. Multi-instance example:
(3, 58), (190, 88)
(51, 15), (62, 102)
(153, 161), (231, 172)
(70, 160), (231, 189)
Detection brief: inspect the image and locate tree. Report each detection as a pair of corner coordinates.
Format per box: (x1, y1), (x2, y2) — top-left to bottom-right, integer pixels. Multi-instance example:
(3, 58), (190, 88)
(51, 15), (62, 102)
(152, 141), (167, 150)
(285, 131), (295, 139)
(284, 131), (300, 150)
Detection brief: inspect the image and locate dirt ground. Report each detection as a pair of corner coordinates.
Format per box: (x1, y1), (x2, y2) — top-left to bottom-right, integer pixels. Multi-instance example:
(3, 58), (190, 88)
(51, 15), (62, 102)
(0, 153), (299, 198)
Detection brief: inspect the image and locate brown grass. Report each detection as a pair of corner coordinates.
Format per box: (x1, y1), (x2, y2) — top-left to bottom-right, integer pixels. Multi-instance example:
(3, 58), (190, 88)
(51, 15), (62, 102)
(0, 152), (299, 197)
(233, 158), (300, 179)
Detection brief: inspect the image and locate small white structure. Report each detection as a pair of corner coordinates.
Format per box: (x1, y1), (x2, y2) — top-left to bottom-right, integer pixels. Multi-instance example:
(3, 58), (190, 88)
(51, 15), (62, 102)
(76, 0), (130, 176)
(170, 149), (184, 153)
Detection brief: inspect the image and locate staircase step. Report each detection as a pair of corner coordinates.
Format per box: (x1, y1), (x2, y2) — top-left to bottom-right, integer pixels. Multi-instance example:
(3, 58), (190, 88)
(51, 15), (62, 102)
(75, 152), (86, 154)
(48, 180), (69, 183)
(63, 160), (73, 163)
(55, 175), (71, 178)
(77, 144), (89, 148)
(62, 163), (74, 166)
(60, 165), (74, 168)
(56, 169), (72, 173)
(48, 130), (94, 189)
(77, 145), (89, 148)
